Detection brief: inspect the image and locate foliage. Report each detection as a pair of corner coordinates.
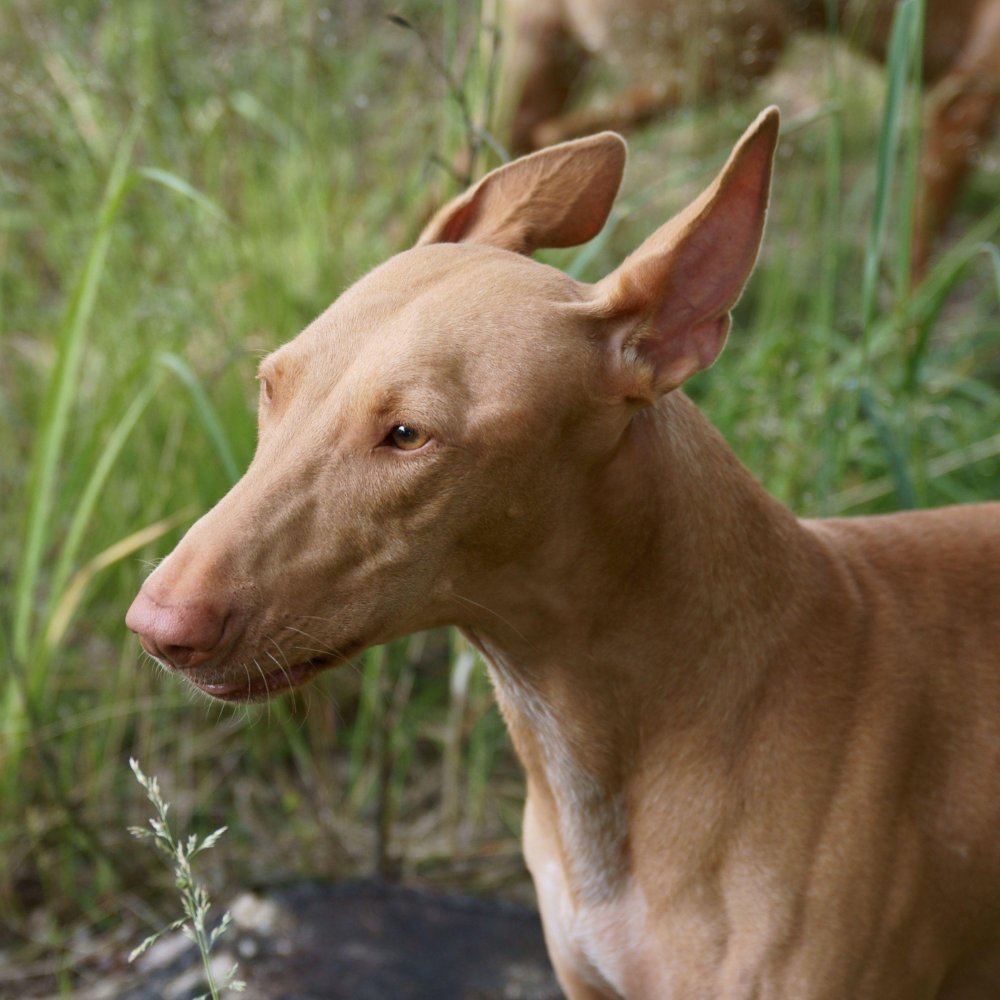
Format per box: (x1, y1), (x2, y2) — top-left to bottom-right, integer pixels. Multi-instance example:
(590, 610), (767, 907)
(0, 0), (997, 991)
(127, 759), (245, 999)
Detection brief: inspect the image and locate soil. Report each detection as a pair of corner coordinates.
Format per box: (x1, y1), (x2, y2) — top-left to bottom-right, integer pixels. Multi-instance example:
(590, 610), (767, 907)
(74, 880), (563, 1000)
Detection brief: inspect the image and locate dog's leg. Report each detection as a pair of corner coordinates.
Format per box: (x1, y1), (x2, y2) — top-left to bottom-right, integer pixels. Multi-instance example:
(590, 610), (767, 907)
(498, 0), (589, 154)
(915, 0), (1000, 276)
(526, 0), (790, 149)
(531, 80), (689, 149)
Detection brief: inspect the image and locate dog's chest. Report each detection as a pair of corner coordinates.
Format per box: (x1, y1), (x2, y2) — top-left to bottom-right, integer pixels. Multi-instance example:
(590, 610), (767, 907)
(542, 858), (653, 997)
(525, 801), (657, 998)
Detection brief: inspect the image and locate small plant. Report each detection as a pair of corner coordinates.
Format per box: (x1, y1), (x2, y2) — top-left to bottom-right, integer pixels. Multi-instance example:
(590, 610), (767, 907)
(127, 758), (246, 999)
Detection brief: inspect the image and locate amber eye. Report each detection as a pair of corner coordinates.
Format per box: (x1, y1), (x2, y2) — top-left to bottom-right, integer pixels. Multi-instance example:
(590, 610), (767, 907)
(388, 424), (429, 450)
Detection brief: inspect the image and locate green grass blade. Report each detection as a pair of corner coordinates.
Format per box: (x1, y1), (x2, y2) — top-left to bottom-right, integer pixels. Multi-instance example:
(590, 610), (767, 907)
(156, 352), (241, 484)
(348, 645), (387, 807)
(48, 372), (163, 607)
(44, 509), (194, 654)
(892, 0), (924, 294)
(858, 386), (916, 508)
(859, 0), (920, 338)
(137, 167), (230, 225)
(830, 430), (1000, 513)
(818, 0), (843, 331)
(981, 243), (1000, 300)
(13, 119), (140, 662)
(901, 205), (1000, 390)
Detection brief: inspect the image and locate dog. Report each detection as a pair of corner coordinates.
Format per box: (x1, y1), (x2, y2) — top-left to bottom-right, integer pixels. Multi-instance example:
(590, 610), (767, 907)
(128, 109), (1000, 998)
(497, 0), (1000, 274)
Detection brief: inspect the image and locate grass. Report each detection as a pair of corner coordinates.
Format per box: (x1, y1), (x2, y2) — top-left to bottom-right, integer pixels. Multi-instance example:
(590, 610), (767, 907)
(127, 758), (245, 998)
(1, 0), (998, 993)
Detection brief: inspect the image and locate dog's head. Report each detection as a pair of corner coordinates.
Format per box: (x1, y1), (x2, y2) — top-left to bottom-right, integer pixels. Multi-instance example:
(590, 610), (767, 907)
(126, 109), (779, 700)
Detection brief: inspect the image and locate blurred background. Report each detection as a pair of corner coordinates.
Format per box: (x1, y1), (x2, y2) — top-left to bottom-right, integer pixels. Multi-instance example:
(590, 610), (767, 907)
(2, 0), (998, 995)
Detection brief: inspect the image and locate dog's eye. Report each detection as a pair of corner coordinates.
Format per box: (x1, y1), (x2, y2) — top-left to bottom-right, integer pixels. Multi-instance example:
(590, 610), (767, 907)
(258, 375), (273, 404)
(387, 424), (429, 451)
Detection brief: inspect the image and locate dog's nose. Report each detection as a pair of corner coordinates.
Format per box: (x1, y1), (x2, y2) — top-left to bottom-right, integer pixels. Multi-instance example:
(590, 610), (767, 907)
(125, 589), (231, 670)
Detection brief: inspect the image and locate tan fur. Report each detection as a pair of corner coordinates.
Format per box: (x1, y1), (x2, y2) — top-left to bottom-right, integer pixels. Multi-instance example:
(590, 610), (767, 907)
(127, 111), (1000, 998)
(498, 0), (1000, 275)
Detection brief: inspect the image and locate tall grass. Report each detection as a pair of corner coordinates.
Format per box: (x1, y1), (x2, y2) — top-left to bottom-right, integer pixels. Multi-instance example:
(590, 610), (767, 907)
(1, 0), (998, 990)
(2, 5), (520, 979)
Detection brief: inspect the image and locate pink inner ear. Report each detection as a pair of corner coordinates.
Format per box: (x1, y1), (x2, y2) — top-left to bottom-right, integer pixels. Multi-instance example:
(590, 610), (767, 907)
(634, 312), (732, 392)
(620, 225), (740, 393)
(601, 108), (780, 397)
(418, 131), (627, 254)
(434, 198), (480, 245)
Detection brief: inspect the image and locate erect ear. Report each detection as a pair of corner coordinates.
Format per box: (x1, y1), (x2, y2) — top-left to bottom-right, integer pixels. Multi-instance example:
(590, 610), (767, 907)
(590, 107), (780, 402)
(417, 132), (626, 255)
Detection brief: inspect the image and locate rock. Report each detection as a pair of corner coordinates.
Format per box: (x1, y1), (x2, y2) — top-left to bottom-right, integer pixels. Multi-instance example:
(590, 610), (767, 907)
(107, 881), (563, 1000)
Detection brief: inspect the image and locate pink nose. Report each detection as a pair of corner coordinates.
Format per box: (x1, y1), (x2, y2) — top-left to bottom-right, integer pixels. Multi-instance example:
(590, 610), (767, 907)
(125, 589), (231, 670)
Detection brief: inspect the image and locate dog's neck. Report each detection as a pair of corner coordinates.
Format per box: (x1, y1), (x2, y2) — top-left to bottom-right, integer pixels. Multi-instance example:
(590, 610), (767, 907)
(459, 391), (814, 902)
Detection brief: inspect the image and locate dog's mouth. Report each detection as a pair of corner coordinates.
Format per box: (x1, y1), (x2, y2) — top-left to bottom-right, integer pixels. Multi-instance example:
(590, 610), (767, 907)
(186, 648), (359, 703)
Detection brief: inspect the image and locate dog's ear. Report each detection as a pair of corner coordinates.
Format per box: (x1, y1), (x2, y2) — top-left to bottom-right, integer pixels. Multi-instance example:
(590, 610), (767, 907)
(417, 132), (626, 255)
(590, 107), (780, 402)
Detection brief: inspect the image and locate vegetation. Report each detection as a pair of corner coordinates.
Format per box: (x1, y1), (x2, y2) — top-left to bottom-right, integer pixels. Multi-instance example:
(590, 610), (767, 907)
(127, 758), (245, 999)
(1, 0), (997, 993)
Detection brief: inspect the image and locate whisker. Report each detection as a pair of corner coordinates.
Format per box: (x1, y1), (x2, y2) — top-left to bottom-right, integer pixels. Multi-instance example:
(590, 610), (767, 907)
(288, 642), (339, 656)
(266, 636), (292, 670)
(280, 624), (364, 680)
(252, 658), (271, 724)
(449, 592), (532, 646)
(265, 649), (295, 702)
(227, 659), (248, 723)
(280, 623), (329, 643)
